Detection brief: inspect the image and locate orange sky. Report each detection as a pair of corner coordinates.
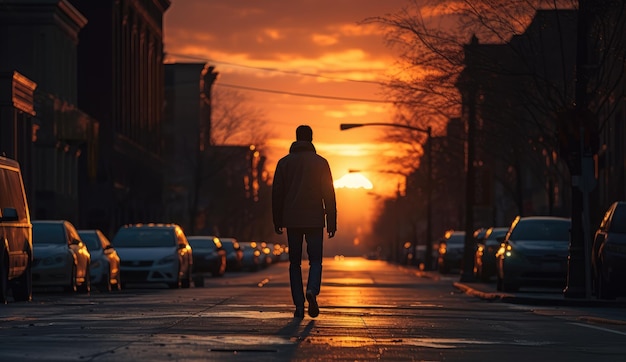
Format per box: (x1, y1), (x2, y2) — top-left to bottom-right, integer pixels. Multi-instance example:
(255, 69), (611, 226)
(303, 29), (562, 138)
(163, 0), (416, 196)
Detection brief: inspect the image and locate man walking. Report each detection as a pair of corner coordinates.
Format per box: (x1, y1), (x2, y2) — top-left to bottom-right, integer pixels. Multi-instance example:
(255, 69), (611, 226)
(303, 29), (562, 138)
(272, 125), (337, 318)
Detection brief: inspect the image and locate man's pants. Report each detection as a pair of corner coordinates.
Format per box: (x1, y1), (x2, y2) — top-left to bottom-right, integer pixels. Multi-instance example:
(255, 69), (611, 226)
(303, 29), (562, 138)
(287, 227), (323, 308)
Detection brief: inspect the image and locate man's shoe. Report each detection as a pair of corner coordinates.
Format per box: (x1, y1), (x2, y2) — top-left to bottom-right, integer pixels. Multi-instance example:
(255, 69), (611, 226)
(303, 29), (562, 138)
(294, 307), (304, 319)
(306, 290), (319, 318)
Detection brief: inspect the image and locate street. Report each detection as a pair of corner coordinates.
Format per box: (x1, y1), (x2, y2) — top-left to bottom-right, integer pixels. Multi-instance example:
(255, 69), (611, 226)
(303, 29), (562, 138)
(1, 257), (625, 361)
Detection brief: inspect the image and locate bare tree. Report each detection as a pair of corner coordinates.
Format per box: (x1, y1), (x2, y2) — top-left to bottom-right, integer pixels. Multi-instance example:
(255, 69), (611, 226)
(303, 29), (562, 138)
(364, 0), (624, 215)
(210, 88), (274, 147)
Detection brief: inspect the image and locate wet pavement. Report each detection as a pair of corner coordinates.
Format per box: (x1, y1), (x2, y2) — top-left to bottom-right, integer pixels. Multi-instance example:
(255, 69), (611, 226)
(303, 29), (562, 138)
(2, 257), (626, 361)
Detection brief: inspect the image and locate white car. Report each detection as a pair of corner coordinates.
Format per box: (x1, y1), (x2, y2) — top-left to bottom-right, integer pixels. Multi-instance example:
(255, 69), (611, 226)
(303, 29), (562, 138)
(112, 223), (193, 289)
(78, 229), (122, 292)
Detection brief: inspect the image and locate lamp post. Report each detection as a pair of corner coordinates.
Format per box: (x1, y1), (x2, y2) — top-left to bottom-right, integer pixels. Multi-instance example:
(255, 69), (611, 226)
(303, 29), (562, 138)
(340, 122), (433, 270)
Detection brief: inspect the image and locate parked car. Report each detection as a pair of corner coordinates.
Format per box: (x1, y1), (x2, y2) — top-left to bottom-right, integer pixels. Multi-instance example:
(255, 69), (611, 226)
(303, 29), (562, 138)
(0, 156), (33, 302)
(78, 229), (122, 292)
(496, 216), (571, 292)
(592, 201), (626, 299)
(220, 237), (243, 271)
(258, 242), (275, 267)
(112, 223), (193, 289)
(437, 231), (466, 274)
(474, 226), (509, 281)
(239, 241), (262, 271)
(32, 220), (91, 293)
(187, 235), (226, 287)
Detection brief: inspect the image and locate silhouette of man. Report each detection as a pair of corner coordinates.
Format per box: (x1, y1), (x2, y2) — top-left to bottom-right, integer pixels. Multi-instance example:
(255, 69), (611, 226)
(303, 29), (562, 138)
(272, 125), (337, 318)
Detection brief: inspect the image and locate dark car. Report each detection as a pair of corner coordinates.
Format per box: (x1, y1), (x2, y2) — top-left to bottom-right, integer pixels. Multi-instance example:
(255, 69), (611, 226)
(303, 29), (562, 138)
(592, 201), (626, 299)
(437, 231), (466, 274)
(188, 235), (227, 286)
(78, 229), (122, 292)
(0, 156), (33, 303)
(32, 220), (91, 293)
(496, 216), (571, 292)
(220, 237), (244, 272)
(239, 241), (262, 271)
(112, 223), (193, 289)
(474, 226), (509, 281)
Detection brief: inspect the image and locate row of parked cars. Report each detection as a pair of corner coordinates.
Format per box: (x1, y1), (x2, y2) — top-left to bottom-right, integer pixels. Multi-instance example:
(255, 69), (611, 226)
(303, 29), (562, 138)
(29, 222), (288, 294)
(1, 156), (289, 303)
(436, 202), (626, 300)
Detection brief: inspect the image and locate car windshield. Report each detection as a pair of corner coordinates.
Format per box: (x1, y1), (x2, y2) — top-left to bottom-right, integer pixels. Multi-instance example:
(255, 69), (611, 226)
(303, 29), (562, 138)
(113, 229), (175, 247)
(486, 228), (508, 240)
(221, 240), (237, 252)
(188, 238), (217, 251)
(510, 219), (570, 241)
(32, 223), (65, 244)
(446, 234), (465, 244)
(610, 205), (626, 233)
(79, 232), (102, 251)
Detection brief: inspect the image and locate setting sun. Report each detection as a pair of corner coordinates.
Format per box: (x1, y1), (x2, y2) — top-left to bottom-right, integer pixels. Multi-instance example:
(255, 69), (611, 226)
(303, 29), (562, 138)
(334, 172), (373, 189)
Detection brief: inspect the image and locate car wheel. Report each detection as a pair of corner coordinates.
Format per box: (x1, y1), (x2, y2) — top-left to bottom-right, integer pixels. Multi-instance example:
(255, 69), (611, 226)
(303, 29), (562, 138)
(11, 258), (32, 302)
(193, 275), (204, 287)
(0, 256), (8, 304)
(64, 265), (77, 293)
(501, 276), (519, 292)
(597, 270), (616, 300)
(101, 273), (112, 292)
(78, 269), (91, 294)
(115, 275), (122, 291)
(181, 271), (191, 288)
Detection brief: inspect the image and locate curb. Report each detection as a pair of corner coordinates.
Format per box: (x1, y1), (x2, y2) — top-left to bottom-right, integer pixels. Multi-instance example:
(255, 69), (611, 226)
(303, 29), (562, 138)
(453, 281), (626, 308)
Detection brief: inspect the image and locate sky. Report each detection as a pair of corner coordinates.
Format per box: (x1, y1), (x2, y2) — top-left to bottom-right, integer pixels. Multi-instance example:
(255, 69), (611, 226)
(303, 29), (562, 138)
(163, 0), (415, 197)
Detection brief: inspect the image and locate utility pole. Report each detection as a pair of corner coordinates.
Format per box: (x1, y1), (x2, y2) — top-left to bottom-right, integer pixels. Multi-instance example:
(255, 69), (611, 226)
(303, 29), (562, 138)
(564, 0), (598, 298)
(460, 35), (479, 283)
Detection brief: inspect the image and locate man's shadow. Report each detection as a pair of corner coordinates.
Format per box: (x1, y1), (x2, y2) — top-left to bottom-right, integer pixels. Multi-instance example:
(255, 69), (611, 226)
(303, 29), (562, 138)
(277, 318), (315, 347)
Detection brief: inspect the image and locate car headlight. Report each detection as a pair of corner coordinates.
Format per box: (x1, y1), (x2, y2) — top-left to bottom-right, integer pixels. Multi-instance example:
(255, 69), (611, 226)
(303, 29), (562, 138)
(504, 244), (513, 258)
(156, 254), (176, 265)
(42, 254), (67, 266)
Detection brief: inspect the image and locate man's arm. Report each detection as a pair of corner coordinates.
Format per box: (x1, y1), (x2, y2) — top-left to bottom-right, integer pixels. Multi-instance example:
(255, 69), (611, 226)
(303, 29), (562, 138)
(322, 160), (337, 238)
(272, 162), (285, 234)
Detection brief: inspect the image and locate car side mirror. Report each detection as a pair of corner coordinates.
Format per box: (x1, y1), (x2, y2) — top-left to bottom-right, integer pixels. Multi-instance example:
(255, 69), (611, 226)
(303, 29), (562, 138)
(0, 207), (18, 222)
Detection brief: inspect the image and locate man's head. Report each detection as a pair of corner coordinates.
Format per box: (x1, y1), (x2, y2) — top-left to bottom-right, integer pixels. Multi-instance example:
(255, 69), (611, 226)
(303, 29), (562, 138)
(296, 125), (313, 141)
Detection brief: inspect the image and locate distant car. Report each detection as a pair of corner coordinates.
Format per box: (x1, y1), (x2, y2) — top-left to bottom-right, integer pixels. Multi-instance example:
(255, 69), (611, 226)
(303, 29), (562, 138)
(437, 231), (466, 274)
(78, 229), (122, 292)
(474, 227), (509, 281)
(496, 216), (571, 292)
(32, 220), (91, 293)
(238, 241), (262, 271)
(0, 156), (33, 302)
(220, 237), (243, 271)
(187, 235), (227, 287)
(592, 201), (626, 299)
(112, 224), (193, 289)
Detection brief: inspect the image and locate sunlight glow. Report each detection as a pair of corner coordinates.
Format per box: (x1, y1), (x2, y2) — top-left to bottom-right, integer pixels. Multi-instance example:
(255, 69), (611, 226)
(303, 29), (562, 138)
(334, 172), (373, 189)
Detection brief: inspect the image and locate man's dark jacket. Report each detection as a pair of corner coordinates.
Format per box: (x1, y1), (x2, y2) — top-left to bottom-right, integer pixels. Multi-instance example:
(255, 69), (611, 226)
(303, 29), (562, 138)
(272, 141), (337, 231)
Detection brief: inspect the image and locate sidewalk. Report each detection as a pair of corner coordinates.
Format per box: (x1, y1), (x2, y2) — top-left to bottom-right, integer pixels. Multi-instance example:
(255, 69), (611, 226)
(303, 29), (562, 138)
(412, 268), (626, 325)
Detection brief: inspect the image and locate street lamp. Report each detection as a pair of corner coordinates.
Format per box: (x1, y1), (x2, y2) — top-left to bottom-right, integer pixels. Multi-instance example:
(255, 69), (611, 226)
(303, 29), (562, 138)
(340, 122), (434, 270)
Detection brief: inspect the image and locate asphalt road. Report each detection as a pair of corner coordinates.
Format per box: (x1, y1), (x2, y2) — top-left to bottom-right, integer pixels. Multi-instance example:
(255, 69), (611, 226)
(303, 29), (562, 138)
(1, 257), (625, 361)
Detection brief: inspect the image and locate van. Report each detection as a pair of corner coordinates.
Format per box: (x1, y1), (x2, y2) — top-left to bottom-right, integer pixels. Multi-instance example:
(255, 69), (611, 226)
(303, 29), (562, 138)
(0, 156), (33, 302)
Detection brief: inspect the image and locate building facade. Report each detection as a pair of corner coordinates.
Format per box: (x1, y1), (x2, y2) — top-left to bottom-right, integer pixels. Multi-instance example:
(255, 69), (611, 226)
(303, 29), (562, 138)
(0, 0), (96, 222)
(70, 0), (170, 235)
